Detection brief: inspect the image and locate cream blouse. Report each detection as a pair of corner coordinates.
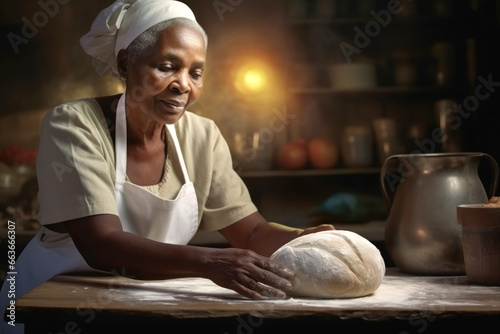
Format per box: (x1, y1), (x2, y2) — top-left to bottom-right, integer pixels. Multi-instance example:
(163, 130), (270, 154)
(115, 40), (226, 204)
(36, 98), (257, 232)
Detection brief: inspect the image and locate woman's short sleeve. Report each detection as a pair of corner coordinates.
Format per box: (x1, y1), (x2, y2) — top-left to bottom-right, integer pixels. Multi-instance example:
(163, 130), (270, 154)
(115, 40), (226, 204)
(36, 100), (118, 225)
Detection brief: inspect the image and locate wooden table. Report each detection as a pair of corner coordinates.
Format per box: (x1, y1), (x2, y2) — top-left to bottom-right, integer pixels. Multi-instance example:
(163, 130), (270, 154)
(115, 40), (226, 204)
(12, 268), (500, 334)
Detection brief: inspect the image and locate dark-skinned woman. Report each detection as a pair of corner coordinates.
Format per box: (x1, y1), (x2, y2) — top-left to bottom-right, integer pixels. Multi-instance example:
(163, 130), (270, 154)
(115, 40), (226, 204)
(0, 1), (333, 332)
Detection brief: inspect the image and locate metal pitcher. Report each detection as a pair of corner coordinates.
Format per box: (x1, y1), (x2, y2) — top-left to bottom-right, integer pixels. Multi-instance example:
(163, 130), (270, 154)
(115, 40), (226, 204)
(381, 153), (499, 275)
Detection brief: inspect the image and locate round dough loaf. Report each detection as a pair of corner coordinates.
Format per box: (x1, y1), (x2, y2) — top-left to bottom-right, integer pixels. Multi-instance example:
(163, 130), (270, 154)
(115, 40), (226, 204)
(270, 230), (385, 298)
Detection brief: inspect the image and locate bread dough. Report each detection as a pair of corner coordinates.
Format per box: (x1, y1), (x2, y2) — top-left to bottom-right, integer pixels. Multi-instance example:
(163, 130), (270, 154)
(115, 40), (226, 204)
(482, 196), (500, 207)
(270, 230), (385, 298)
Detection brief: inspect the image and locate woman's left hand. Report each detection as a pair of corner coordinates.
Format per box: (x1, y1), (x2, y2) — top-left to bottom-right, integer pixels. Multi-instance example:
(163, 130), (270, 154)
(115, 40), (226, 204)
(297, 224), (335, 238)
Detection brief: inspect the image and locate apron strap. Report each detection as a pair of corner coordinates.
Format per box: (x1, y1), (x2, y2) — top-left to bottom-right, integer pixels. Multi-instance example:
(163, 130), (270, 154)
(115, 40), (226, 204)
(115, 94), (127, 184)
(114, 93), (191, 185)
(166, 124), (191, 184)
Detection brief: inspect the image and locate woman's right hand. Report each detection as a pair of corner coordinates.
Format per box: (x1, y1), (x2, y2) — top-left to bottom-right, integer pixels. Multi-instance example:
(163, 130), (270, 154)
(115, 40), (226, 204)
(202, 248), (294, 300)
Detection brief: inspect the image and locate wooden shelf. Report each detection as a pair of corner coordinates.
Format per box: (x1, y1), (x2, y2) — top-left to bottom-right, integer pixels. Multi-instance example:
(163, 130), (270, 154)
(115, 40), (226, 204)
(285, 15), (477, 26)
(239, 168), (380, 178)
(290, 85), (451, 94)
(286, 17), (376, 25)
(288, 86), (466, 99)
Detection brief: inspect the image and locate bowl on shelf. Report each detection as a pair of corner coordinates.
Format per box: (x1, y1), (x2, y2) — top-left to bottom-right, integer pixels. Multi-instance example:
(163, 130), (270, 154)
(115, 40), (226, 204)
(457, 203), (500, 286)
(329, 63), (377, 90)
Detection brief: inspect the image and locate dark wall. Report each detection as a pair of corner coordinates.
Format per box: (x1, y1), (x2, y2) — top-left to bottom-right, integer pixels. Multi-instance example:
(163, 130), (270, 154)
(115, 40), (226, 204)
(0, 0), (118, 113)
(474, 0), (500, 194)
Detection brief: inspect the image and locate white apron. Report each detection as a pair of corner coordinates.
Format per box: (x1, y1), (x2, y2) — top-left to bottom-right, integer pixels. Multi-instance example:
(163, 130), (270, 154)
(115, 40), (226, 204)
(114, 94), (199, 244)
(0, 93), (199, 333)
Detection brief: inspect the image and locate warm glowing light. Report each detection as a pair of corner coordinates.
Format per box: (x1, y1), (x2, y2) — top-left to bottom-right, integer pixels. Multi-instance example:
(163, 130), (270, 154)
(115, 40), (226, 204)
(234, 62), (268, 95)
(243, 69), (265, 92)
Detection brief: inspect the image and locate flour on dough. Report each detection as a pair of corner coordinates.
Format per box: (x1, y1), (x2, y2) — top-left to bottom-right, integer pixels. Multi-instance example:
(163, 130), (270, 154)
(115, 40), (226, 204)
(270, 230), (385, 298)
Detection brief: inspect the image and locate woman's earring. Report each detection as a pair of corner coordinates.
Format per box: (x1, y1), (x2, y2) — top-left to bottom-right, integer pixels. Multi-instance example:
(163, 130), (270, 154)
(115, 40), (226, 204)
(120, 76), (127, 82)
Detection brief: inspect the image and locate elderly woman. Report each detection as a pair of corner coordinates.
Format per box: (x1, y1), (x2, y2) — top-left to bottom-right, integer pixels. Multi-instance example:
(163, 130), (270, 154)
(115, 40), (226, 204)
(1, 1), (333, 331)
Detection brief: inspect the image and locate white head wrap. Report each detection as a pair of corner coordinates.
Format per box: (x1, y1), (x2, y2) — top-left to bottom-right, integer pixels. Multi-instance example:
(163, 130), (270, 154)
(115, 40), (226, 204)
(80, 0), (198, 77)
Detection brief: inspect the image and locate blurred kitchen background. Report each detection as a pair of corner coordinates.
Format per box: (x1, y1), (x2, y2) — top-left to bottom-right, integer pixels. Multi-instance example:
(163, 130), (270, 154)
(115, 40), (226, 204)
(0, 0), (499, 238)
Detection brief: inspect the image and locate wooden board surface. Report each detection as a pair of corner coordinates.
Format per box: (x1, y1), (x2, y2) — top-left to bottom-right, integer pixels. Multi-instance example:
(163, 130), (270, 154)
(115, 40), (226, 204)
(15, 268), (500, 322)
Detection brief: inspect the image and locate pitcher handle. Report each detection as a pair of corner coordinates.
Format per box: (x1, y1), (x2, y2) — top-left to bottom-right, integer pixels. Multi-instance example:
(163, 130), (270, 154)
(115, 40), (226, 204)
(482, 153), (499, 198)
(380, 155), (401, 211)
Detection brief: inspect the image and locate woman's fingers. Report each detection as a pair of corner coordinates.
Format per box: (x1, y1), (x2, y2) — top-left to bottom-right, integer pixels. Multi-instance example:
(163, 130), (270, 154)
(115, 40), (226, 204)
(207, 248), (295, 300)
(229, 259), (294, 299)
(233, 273), (287, 300)
(253, 257), (294, 291)
(298, 224), (335, 237)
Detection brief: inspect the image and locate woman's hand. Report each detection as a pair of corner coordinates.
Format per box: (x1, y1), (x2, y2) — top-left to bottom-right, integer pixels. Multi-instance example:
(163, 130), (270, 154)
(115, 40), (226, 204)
(297, 223), (335, 238)
(202, 248), (294, 300)
(207, 224), (334, 299)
